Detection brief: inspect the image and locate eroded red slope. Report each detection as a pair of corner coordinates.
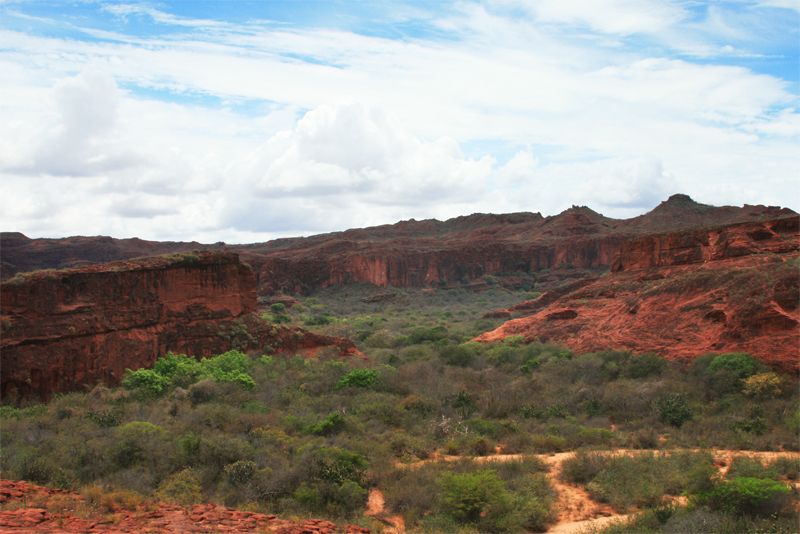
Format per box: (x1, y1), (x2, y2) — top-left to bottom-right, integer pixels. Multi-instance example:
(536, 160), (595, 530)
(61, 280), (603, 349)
(478, 241), (800, 368)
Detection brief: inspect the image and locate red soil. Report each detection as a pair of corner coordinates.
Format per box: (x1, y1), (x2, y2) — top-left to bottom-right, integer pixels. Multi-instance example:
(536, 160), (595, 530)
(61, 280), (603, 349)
(0, 480), (369, 533)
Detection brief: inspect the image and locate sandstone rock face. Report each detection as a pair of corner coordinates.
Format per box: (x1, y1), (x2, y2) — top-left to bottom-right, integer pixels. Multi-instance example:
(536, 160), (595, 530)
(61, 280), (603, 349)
(477, 251), (800, 368)
(0, 252), (257, 400)
(4, 196), (796, 296)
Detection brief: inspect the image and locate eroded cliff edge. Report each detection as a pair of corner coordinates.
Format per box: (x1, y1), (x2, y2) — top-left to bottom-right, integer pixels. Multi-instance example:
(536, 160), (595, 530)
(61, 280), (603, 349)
(0, 252), (360, 400)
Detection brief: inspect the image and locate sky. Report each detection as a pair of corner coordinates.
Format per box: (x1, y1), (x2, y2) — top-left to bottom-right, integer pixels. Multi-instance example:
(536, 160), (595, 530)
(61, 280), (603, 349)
(0, 0), (798, 243)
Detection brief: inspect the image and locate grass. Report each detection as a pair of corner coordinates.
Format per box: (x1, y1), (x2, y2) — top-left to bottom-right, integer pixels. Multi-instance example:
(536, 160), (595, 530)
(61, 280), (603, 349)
(0, 284), (797, 532)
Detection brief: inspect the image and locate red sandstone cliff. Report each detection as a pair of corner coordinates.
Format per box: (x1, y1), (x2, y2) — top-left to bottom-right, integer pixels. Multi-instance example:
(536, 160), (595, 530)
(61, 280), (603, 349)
(1, 252), (257, 400)
(0, 252), (361, 400)
(3, 196), (796, 295)
(477, 219), (800, 368)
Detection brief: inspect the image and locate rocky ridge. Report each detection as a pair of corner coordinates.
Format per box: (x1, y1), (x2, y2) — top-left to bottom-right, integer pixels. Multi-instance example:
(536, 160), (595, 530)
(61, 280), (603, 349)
(0, 252), (360, 400)
(2, 195), (796, 295)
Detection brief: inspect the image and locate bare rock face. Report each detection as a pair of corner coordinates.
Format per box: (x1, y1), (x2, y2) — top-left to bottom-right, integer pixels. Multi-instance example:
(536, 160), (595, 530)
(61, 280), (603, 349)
(0, 252), (257, 400)
(2, 196), (797, 296)
(477, 251), (800, 369)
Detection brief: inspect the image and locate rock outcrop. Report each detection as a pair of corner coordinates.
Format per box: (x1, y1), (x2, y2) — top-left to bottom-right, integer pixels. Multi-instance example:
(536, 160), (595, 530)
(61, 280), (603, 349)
(0, 252), (362, 400)
(0, 479), (370, 533)
(477, 250), (800, 370)
(4, 196), (796, 296)
(1, 252), (257, 400)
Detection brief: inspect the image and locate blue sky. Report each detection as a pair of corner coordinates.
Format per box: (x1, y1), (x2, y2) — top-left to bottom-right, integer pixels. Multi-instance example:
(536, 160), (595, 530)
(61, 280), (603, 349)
(0, 1), (797, 242)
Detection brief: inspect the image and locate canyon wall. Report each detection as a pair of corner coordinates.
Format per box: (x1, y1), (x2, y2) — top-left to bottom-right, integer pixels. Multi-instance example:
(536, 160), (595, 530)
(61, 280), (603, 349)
(478, 220), (800, 368)
(0, 252), (257, 400)
(3, 196), (797, 297)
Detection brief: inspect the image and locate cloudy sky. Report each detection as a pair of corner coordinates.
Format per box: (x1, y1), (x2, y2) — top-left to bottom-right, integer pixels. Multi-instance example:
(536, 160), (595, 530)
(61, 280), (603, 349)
(0, 1), (798, 243)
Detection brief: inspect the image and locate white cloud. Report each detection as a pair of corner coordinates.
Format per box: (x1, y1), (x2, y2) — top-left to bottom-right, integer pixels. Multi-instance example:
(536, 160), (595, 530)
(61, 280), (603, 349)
(515, 0), (687, 35)
(0, 2), (797, 242)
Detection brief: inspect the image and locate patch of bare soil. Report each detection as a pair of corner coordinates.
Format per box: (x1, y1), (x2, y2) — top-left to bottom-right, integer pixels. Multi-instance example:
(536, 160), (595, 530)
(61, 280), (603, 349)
(364, 488), (405, 534)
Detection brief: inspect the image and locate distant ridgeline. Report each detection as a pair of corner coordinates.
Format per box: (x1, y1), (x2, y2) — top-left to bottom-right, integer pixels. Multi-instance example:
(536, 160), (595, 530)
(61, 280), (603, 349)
(1, 195), (798, 399)
(2, 195), (797, 295)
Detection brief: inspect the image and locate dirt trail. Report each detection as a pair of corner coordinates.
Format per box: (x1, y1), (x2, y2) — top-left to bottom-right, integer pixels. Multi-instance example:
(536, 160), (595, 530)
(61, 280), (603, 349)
(365, 488), (405, 534)
(394, 448), (800, 534)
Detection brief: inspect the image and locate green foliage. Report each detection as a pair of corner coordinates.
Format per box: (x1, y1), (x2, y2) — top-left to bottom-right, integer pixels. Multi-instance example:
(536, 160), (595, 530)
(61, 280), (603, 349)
(700, 477), (791, 517)
(270, 303), (287, 314)
(336, 369), (379, 389)
(437, 469), (512, 525)
(451, 390), (478, 418)
(439, 344), (475, 367)
(121, 369), (170, 398)
(123, 350), (255, 398)
(657, 393), (693, 427)
(624, 353), (667, 379)
(224, 460), (257, 485)
(569, 452), (714, 511)
(153, 353), (203, 388)
(742, 372), (784, 398)
(199, 350), (256, 389)
(308, 413), (346, 436)
(304, 446), (366, 485)
(561, 451), (607, 484)
(406, 325), (448, 344)
(708, 353), (760, 379)
(156, 468), (203, 505)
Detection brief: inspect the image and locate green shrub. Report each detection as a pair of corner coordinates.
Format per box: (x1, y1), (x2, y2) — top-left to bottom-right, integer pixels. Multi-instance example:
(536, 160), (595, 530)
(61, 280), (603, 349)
(700, 477), (791, 517)
(199, 350), (255, 389)
(437, 470), (512, 526)
(224, 460), (257, 485)
(708, 353), (760, 379)
(156, 468), (203, 505)
(336, 369), (379, 389)
(562, 451), (607, 484)
(308, 413), (345, 435)
(152, 353), (203, 387)
(270, 303), (287, 314)
(439, 345), (475, 367)
(122, 369), (169, 398)
(624, 353), (667, 379)
(406, 325), (448, 344)
(657, 393), (693, 427)
(742, 372), (784, 398)
(304, 446), (367, 486)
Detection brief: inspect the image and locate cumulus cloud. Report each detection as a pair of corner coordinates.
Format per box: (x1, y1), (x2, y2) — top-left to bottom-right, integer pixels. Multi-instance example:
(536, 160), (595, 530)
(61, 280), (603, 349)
(15, 70), (144, 176)
(0, 2), (797, 242)
(222, 104), (495, 233)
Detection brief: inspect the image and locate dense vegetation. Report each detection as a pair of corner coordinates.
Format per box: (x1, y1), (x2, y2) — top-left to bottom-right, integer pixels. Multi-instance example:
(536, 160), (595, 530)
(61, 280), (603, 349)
(1, 285), (798, 532)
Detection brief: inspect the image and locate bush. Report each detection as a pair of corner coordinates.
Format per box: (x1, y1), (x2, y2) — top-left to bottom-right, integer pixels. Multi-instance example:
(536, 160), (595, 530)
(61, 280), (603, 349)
(561, 451), (607, 484)
(742, 372), (784, 398)
(153, 353), (203, 388)
(708, 353), (760, 379)
(308, 413), (346, 436)
(199, 350), (255, 389)
(156, 468), (203, 505)
(437, 470), (512, 526)
(657, 393), (693, 427)
(336, 369), (379, 389)
(122, 369), (169, 398)
(439, 345), (475, 367)
(701, 477), (791, 517)
(624, 353), (667, 379)
(224, 460), (257, 485)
